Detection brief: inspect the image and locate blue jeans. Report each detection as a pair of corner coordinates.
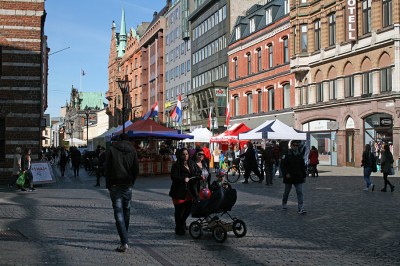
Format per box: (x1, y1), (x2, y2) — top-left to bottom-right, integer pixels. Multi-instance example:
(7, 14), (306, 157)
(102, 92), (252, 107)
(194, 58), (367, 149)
(282, 183), (304, 210)
(109, 186), (132, 245)
(363, 167), (372, 188)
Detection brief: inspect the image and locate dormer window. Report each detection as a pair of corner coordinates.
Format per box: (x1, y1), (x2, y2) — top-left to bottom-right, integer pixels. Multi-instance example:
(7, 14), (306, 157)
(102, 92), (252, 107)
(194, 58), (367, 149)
(266, 8), (272, 25)
(249, 18), (256, 33)
(235, 26), (241, 40)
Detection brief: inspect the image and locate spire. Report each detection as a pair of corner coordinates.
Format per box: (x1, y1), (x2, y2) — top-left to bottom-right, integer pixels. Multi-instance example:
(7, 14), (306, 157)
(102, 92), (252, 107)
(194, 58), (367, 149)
(117, 9), (127, 58)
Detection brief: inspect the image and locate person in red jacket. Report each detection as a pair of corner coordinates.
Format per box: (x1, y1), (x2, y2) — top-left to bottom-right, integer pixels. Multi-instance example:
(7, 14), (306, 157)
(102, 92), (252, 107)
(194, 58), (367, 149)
(308, 146), (319, 177)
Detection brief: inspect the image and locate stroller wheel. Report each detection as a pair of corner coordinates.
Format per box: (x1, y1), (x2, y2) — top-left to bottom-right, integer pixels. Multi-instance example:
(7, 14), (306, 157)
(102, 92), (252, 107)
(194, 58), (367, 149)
(189, 221), (203, 239)
(212, 225), (227, 243)
(232, 219), (247, 238)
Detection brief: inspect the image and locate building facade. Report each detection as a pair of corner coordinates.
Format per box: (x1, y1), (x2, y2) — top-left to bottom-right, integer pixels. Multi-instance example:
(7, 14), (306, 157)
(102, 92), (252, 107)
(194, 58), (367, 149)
(228, 0), (293, 129)
(290, 0), (400, 166)
(164, 0), (193, 130)
(0, 0), (49, 182)
(188, 0), (261, 132)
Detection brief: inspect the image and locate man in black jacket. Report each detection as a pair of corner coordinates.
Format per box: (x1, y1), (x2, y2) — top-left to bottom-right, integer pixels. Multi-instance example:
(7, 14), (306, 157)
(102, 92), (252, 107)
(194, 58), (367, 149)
(105, 133), (139, 252)
(280, 140), (307, 214)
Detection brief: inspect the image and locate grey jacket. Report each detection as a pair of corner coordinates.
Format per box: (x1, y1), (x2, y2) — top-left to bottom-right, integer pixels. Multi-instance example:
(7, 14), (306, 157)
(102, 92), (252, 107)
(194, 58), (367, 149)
(105, 140), (139, 188)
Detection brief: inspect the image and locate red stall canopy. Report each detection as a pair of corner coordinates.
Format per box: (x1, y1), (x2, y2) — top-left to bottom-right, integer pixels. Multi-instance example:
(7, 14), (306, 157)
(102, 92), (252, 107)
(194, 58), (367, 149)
(210, 123), (251, 143)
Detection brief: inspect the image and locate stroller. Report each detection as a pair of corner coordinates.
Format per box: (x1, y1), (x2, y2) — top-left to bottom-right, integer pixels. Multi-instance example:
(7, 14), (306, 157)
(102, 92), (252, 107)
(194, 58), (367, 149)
(187, 172), (247, 243)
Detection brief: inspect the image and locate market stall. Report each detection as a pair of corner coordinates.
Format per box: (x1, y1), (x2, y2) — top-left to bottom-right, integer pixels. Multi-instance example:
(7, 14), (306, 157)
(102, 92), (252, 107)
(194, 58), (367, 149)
(182, 127), (212, 143)
(210, 123), (251, 150)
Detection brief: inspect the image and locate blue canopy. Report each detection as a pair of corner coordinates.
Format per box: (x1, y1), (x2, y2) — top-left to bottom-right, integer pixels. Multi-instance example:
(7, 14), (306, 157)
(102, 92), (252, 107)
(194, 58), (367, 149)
(124, 131), (194, 140)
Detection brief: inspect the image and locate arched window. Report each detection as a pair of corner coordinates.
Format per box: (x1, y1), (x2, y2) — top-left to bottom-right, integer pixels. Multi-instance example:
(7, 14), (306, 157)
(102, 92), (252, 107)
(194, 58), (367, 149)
(247, 53), (251, 75)
(283, 37), (289, 63)
(256, 48), (262, 72)
(247, 92), (253, 113)
(267, 44), (273, 68)
(257, 90), (262, 113)
(234, 95), (240, 116)
(268, 88), (275, 111)
(343, 63), (354, 97)
(233, 57), (238, 79)
(283, 83), (291, 108)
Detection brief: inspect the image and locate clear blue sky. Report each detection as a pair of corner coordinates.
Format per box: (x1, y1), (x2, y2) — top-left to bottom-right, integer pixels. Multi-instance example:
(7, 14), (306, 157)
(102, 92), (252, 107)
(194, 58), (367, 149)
(45, 0), (165, 118)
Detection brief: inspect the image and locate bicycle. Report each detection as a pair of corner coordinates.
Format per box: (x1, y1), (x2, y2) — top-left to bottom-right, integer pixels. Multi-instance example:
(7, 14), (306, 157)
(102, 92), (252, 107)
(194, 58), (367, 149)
(225, 159), (263, 183)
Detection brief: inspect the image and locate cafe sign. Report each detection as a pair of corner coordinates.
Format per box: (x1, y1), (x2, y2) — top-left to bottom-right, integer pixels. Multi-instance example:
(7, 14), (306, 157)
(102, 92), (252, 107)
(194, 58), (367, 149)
(215, 88), (226, 97)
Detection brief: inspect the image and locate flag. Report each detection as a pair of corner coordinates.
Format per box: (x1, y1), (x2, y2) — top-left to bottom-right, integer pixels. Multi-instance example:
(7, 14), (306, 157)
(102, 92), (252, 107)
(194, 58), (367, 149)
(208, 106), (213, 129)
(175, 94), (182, 124)
(143, 101), (158, 120)
(81, 69), (86, 76)
(170, 106), (177, 121)
(225, 103), (230, 126)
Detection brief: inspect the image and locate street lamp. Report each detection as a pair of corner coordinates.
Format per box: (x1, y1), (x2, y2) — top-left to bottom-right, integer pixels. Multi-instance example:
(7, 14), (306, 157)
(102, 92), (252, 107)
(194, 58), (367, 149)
(70, 120), (74, 146)
(84, 106), (91, 146)
(116, 74), (129, 134)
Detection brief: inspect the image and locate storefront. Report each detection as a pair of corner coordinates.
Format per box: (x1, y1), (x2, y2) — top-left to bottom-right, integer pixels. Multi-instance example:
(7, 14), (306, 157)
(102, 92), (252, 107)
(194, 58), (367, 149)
(364, 113), (393, 161)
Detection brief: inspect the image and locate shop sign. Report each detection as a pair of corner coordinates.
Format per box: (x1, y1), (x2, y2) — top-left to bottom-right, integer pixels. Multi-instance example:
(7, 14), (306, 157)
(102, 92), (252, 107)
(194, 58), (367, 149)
(215, 88), (226, 97)
(346, 0), (357, 41)
(309, 120), (329, 131)
(380, 118), (392, 127)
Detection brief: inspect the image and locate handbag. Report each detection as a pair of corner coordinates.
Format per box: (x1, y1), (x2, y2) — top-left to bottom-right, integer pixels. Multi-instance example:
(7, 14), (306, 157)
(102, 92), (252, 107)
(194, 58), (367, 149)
(16, 172), (26, 186)
(389, 167), (395, 176)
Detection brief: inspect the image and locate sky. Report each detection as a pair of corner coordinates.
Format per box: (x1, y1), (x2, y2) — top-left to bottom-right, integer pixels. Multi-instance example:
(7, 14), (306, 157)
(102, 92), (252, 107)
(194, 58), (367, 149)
(45, 0), (165, 118)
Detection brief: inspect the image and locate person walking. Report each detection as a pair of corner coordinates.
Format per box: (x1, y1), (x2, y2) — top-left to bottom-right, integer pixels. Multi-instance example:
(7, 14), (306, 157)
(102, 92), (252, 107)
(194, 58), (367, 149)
(308, 146), (319, 177)
(21, 148), (35, 191)
(281, 140), (307, 214)
(105, 133), (139, 252)
(10, 147), (24, 191)
(262, 142), (275, 186)
(380, 144), (395, 192)
(70, 147), (81, 178)
(361, 144), (377, 192)
(95, 147), (106, 187)
(226, 147), (234, 167)
(212, 146), (221, 173)
(59, 148), (69, 177)
(169, 147), (196, 235)
(240, 141), (263, 184)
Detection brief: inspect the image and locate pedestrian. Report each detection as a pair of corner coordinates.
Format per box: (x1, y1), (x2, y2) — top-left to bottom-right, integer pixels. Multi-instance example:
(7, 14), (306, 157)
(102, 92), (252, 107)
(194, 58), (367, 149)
(70, 147), (81, 177)
(21, 148), (35, 191)
(226, 147), (234, 167)
(262, 142), (275, 185)
(380, 144), (395, 192)
(169, 147), (196, 235)
(59, 148), (68, 177)
(10, 147), (24, 191)
(239, 141), (263, 184)
(361, 144), (377, 192)
(95, 147), (106, 187)
(212, 146), (221, 173)
(308, 146), (319, 177)
(105, 133), (139, 252)
(192, 147), (211, 188)
(281, 140), (307, 214)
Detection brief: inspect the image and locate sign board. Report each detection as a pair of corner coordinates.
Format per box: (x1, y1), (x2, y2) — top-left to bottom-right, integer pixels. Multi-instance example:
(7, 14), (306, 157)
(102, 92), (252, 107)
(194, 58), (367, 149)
(31, 162), (56, 184)
(346, 0), (357, 41)
(215, 88), (226, 97)
(380, 118), (392, 127)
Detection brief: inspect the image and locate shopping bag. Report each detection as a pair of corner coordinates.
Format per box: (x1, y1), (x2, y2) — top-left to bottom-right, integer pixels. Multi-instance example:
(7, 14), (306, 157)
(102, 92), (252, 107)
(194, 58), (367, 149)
(16, 172), (26, 186)
(389, 167), (395, 176)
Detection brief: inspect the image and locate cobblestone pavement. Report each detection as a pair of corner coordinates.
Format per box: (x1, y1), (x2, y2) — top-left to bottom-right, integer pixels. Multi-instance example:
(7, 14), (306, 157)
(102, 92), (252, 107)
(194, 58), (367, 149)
(0, 165), (399, 265)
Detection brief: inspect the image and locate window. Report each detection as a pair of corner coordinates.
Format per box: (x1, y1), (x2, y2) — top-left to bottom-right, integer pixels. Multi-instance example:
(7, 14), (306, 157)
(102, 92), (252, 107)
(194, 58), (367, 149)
(266, 8), (272, 25)
(283, 83), (291, 108)
(257, 48), (262, 72)
(344, 76), (354, 97)
(301, 24), (308, 53)
(283, 37), (289, 63)
(380, 67), (392, 92)
(187, 60), (191, 72)
(314, 20), (321, 51)
(316, 83), (323, 102)
(234, 57), (238, 79)
(284, 0), (289, 15)
(329, 13), (336, 46)
(362, 72), (373, 95)
(249, 18), (256, 33)
(382, 0), (392, 27)
(247, 93), (253, 113)
(329, 80), (337, 100)
(234, 96), (239, 116)
(257, 90), (262, 113)
(268, 44), (273, 68)
(247, 53), (251, 75)
(362, 0), (371, 34)
(235, 26), (240, 40)
(268, 88), (275, 111)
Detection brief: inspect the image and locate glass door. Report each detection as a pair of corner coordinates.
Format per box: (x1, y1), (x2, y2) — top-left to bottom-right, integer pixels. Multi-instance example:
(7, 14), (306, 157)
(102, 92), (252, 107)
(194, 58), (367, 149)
(346, 130), (355, 166)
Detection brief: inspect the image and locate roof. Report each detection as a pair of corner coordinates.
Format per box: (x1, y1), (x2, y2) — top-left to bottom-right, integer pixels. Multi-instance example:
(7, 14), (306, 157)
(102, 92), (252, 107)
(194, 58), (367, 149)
(79, 92), (105, 109)
(210, 123), (251, 143)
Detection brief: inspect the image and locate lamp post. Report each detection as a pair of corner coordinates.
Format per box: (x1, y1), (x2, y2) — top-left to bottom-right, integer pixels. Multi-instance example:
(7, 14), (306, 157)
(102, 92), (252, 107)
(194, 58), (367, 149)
(209, 98), (215, 136)
(116, 75), (129, 134)
(84, 106), (91, 146)
(70, 120), (74, 146)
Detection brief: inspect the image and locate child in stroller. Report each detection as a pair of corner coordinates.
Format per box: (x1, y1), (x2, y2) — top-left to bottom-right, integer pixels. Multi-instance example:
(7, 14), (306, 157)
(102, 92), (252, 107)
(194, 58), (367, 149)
(187, 170), (247, 243)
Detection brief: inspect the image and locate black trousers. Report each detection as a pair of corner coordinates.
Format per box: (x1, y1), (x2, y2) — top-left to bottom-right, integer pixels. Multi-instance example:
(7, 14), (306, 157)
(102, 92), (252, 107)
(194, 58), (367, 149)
(173, 200), (192, 234)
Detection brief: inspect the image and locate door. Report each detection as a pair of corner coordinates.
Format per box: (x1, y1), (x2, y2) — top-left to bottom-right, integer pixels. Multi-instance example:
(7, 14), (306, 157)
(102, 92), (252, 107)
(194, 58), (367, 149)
(346, 130), (355, 166)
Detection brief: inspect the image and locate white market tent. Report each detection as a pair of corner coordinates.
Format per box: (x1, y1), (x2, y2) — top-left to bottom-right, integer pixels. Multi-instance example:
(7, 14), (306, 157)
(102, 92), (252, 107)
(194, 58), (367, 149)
(65, 138), (87, 146)
(238, 119), (307, 140)
(182, 127), (212, 143)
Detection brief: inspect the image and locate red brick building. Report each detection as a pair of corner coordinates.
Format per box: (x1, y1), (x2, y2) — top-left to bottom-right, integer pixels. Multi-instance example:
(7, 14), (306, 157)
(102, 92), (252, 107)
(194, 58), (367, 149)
(0, 0), (49, 183)
(228, 0), (294, 128)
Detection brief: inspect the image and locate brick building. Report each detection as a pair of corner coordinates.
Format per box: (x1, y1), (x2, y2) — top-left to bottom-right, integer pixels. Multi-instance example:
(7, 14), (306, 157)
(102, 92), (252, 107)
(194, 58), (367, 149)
(290, 0), (400, 166)
(228, 0), (293, 129)
(0, 0), (48, 182)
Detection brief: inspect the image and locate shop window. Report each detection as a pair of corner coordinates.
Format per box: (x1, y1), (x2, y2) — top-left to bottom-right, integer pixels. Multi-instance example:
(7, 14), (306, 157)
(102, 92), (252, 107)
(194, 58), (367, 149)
(364, 113), (393, 154)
